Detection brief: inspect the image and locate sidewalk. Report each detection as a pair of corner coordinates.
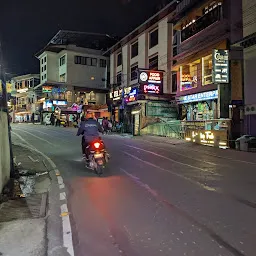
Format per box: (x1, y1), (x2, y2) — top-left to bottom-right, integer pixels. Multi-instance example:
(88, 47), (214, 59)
(0, 144), (51, 256)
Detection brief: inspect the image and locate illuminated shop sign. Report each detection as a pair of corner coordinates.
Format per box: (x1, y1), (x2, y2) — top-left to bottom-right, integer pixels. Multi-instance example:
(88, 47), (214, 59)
(42, 86), (53, 93)
(43, 100), (53, 109)
(109, 87), (131, 101)
(181, 74), (197, 90)
(139, 70), (163, 84)
(185, 130), (228, 148)
(177, 90), (218, 104)
(213, 49), (229, 83)
(126, 88), (138, 102)
(143, 84), (160, 94)
(53, 100), (67, 106)
(139, 69), (163, 95)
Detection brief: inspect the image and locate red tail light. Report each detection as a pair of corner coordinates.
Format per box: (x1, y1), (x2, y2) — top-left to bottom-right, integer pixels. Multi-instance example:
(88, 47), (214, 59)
(94, 142), (101, 149)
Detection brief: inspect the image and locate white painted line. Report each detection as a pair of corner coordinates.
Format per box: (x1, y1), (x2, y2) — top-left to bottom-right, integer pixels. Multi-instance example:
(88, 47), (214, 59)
(28, 155), (39, 163)
(14, 129), (56, 146)
(57, 176), (63, 185)
(60, 204), (74, 256)
(125, 144), (219, 175)
(60, 192), (66, 201)
(122, 151), (218, 193)
(142, 142), (218, 166)
(138, 138), (256, 165)
(59, 184), (65, 189)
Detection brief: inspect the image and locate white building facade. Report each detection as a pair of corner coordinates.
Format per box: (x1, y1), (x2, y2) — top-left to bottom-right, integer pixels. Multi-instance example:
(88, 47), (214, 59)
(11, 74), (40, 122)
(106, 1), (178, 134)
(37, 45), (109, 107)
(35, 31), (115, 112)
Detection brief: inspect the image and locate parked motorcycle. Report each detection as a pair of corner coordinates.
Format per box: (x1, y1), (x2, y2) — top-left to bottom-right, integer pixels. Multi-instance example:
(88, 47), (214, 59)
(85, 139), (109, 176)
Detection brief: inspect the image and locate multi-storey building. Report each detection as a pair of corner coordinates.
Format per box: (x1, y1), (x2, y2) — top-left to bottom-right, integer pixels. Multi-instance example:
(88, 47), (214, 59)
(171, 0), (243, 147)
(105, 1), (178, 134)
(234, 0), (256, 136)
(11, 74), (40, 122)
(34, 30), (116, 114)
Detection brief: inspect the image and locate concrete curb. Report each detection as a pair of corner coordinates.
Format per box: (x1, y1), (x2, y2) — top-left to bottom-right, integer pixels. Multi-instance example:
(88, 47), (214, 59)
(11, 138), (74, 256)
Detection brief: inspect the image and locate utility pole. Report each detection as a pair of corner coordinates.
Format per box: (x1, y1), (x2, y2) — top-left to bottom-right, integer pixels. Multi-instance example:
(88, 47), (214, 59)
(0, 40), (15, 177)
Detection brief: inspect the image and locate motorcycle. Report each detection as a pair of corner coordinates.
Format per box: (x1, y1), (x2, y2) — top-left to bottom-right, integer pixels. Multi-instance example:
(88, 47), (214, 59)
(85, 139), (109, 176)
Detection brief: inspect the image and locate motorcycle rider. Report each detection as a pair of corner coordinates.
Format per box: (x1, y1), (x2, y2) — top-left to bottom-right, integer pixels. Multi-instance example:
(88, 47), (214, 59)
(77, 112), (104, 160)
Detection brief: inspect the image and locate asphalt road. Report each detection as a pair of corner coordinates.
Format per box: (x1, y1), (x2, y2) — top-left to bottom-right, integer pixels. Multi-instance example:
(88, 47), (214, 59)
(11, 124), (256, 256)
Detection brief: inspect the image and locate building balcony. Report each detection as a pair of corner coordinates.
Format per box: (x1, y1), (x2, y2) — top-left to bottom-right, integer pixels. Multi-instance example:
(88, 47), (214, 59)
(174, 6), (229, 60)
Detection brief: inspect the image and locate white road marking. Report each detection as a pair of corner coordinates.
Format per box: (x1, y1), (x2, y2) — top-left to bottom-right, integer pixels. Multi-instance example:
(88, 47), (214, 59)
(154, 145), (217, 166)
(125, 145), (219, 175)
(137, 138), (256, 165)
(60, 192), (66, 201)
(13, 129), (56, 146)
(28, 155), (39, 162)
(61, 204), (74, 256)
(122, 152), (218, 192)
(57, 176), (64, 185)
(59, 184), (65, 189)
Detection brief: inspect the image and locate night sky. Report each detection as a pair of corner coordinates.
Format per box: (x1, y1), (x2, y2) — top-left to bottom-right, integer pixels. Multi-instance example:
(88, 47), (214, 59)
(1, 0), (170, 77)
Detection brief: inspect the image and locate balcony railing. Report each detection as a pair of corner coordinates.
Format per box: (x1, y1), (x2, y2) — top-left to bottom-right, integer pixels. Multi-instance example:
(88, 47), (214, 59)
(181, 5), (222, 42)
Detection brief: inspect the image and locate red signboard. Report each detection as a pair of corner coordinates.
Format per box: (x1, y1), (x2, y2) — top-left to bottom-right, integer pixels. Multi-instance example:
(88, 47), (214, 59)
(139, 69), (163, 95)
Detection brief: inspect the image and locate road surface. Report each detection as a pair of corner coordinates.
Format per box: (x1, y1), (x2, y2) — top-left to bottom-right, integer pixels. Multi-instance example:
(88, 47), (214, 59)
(11, 124), (256, 256)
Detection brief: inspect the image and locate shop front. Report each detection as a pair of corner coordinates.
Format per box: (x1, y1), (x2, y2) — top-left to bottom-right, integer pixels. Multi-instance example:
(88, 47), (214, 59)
(177, 90), (231, 148)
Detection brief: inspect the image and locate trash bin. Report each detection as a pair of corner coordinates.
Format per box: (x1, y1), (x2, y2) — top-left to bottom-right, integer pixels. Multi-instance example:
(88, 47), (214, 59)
(236, 135), (251, 152)
(240, 139), (248, 152)
(235, 140), (240, 150)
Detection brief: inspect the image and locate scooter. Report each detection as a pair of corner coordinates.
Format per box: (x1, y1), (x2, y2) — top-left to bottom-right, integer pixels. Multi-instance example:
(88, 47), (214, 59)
(85, 139), (109, 176)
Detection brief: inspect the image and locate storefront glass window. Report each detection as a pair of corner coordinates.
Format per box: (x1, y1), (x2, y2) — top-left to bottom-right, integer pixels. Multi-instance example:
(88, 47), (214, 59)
(202, 54), (213, 85)
(183, 101), (215, 121)
(180, 59), (201, 91)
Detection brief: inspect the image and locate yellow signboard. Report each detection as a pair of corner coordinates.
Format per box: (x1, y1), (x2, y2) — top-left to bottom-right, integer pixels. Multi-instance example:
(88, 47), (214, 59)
(7, 83), (12, 93)
(185, 130), (228, 148)
(0, 81), (13, 93)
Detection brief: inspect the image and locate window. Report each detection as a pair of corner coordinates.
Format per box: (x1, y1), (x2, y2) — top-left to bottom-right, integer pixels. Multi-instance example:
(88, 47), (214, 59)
(41, 58), (44, 64)
(75, 56), (97, 66)
(44, 74), (47, 80)
(42, 76), (44, 81)
(117, 53), (122, 66)
(91, 58), (97, 66)
(149, 29), (158, 48)
(75, 56), (82, 64)
(149, 55), (158, 70)
(44, 56), (47, 63)
(131, 64), (138, 81)
(100, 59), (107, 67)
(41, 66), (44, 72)
(117, 73), (122, 86)
(44, 65), (46, 71)
(202, 54), (213, 85)
(60, 56), (66, 66)
(131, 42), (138, 58)
(82, 57), (87, 65)
(180, 59), (201, 91)
(60, 74), (66, 82)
